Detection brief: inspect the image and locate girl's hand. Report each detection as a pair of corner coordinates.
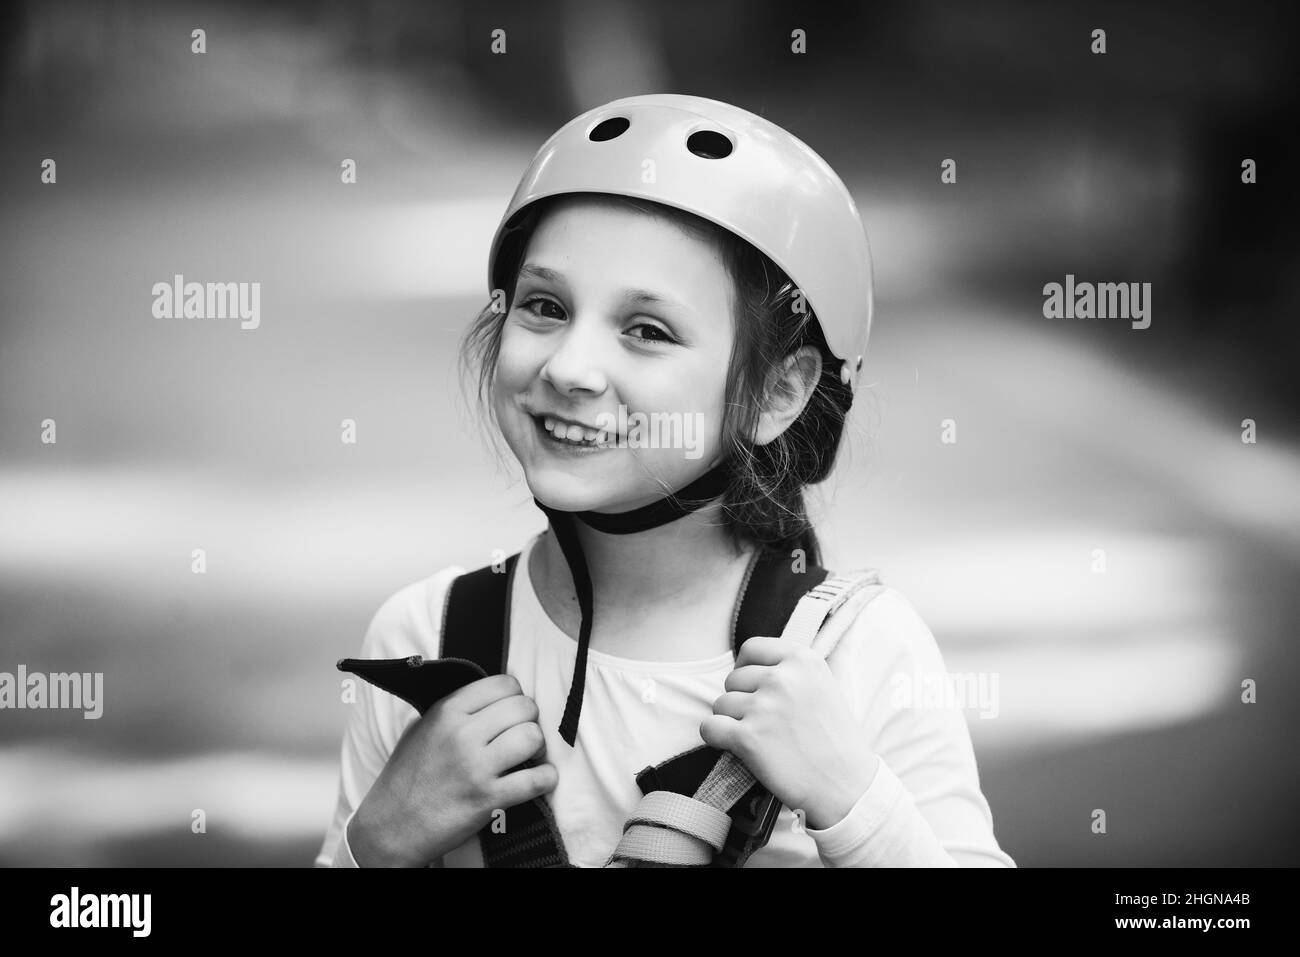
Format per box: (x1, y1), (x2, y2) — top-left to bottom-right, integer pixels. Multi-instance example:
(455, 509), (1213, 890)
(700, 636), (880, 831)
(348, 674), (558, 867)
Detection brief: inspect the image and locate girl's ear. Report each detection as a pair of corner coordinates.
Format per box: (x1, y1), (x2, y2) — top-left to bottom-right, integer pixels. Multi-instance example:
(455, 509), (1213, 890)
(753, 346), (823, 447)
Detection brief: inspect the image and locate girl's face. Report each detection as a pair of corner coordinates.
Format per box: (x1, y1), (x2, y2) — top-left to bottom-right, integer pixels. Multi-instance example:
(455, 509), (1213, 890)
(491, 197), (733, 513)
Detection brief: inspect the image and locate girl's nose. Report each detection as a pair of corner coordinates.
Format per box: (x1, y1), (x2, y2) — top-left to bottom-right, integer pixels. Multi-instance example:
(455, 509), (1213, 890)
(538, 318), (609, 396)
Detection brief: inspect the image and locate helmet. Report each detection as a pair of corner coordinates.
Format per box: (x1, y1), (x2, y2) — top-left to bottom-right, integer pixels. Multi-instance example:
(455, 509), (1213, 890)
(486, 93), (874, 391)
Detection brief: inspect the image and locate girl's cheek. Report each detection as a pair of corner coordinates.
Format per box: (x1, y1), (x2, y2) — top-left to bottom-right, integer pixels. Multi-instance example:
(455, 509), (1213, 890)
(697, 386), (729, 459)
(496, 322), (540, 386)
(489, 333), (522, 415)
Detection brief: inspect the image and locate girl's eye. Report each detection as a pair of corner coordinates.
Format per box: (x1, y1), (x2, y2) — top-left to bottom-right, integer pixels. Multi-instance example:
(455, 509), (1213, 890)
(626, 322), (677, 344)
(517, 297), (676, 344)
(518, 296), (566, 321)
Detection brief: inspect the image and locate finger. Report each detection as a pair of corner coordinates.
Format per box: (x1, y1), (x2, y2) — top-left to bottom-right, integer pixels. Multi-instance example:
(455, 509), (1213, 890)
(467, 693), (540, 745)
(723, 665), (768, 693)
(484, 721), (547, 773)
(494, 762), (559, 808)
(446, 673), (525, 714)
(735, 635), (795, 667)
(699, 713), (743, 754)
(712, 690), (751, 721)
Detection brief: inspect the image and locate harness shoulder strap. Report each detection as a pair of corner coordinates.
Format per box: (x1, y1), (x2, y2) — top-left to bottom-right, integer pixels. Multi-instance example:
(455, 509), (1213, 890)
(732, 548), (831, 657)
(625, 553), (885, 868)
(440, 553), (571, 868)
(440, 554), (518, 672)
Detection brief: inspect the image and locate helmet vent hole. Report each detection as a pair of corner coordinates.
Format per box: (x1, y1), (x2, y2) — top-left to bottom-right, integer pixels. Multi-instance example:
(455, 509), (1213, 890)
(686, 130), (733, 159)
(589, 117), (630, 142)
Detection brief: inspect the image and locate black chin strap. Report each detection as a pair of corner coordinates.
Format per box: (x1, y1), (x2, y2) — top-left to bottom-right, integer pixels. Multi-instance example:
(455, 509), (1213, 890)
(533, 463), (731, 746)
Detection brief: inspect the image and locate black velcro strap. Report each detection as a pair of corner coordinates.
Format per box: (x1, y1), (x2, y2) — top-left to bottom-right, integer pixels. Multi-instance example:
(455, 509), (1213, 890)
(335, 554), (522, 715)
(336, 655), (487, 716)
(338, 553), (574, 868)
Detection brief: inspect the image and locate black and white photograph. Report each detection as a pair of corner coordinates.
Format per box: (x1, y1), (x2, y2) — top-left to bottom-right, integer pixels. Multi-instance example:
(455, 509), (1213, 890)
(0, 0), (1296, 935)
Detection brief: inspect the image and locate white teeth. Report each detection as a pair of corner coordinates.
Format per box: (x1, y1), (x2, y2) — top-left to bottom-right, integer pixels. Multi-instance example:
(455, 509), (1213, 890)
(539, 415), (607, 446)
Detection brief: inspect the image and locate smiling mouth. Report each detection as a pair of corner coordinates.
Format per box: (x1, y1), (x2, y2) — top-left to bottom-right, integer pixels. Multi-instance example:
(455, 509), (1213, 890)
(532, 414), (617, 449)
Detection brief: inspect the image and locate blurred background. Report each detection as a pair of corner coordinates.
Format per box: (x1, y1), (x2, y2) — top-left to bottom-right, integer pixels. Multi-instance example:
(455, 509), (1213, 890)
(1, 0), (1297, 866)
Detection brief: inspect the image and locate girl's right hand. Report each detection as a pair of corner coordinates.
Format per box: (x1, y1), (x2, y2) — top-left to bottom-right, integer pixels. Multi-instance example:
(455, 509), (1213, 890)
(347, 673), (557, 867)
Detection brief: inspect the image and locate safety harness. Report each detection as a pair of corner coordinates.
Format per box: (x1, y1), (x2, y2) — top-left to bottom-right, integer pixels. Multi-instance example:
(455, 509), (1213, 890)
(337, 543), (885, 868)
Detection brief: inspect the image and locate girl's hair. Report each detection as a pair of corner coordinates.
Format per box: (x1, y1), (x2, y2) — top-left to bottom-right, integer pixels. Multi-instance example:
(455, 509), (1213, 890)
(461, 193), (855, 567)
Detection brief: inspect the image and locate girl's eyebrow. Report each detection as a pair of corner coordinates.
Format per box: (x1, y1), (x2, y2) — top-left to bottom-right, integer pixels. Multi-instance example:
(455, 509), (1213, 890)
(517, 263), (567, 286)
(518, 262), (686, 312)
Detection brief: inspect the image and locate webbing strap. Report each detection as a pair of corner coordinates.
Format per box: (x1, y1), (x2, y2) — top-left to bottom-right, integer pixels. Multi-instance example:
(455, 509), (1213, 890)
(614, 791), (733, 867)
(695, 570), (885, 809)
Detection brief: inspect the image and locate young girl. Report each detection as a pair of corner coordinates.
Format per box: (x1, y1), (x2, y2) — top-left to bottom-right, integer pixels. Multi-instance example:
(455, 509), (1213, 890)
(316, 94), (1014, 868)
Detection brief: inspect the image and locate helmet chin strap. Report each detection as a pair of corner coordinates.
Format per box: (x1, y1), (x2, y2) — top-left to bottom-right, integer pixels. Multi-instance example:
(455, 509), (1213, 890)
(532, 462), (732, 746)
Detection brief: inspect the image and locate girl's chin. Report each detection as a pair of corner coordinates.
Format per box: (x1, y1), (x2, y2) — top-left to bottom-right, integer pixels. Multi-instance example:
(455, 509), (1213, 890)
(524, 469), (653, 515)
(525, 471), (612, 513)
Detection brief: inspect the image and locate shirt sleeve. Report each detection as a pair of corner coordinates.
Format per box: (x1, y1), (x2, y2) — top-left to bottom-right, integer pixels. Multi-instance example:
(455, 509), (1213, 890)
(803, 587), (1016, 868)
(313, 569), (461, 868)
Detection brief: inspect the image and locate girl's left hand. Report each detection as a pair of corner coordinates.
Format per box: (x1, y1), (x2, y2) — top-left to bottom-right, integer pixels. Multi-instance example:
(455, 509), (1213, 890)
(700, 635), (880, 831)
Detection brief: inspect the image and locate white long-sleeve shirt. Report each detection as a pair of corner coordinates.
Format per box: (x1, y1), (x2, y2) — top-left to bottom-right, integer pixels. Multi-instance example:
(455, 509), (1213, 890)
(315, 532), (1015, 868)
